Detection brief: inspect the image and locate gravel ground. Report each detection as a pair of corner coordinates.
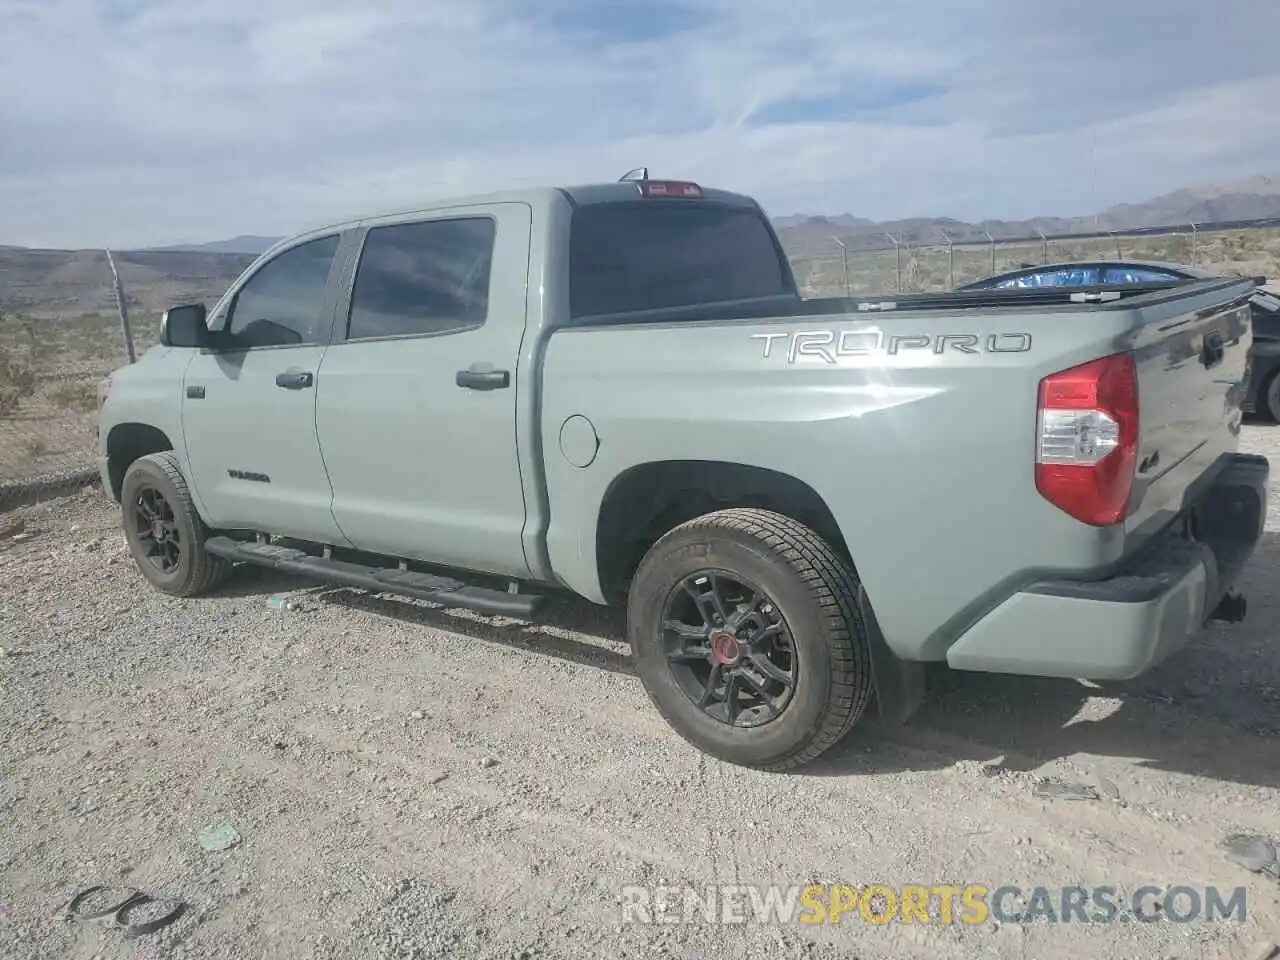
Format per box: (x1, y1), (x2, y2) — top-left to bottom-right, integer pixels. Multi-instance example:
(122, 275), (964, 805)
(2, 426), (1280, 960)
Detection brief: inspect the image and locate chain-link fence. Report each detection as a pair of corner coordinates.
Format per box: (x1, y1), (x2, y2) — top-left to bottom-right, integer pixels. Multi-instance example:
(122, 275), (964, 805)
(792, 226), (1280, 298)
(0, 311), (134, 512)
(3, 225), (1279, 514)
(0, 247), (251, 513)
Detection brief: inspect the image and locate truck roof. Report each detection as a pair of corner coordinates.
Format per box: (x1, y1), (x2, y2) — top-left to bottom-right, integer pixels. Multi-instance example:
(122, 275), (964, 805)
(271, 179), (762, 255)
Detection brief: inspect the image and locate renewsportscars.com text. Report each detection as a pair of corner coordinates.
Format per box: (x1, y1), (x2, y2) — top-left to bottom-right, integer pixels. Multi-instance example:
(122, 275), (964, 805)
(618, 883), (1249, 926)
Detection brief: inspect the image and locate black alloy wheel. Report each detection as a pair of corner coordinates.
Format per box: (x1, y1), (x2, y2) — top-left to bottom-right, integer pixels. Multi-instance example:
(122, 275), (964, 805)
(662, 570), (798, 728)
(120, 452), (232, 597)
(131, 485), (182, 574)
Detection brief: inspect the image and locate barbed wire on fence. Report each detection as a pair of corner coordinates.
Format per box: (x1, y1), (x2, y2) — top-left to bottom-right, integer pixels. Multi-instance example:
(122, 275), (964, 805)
(792, 219), (1280, 297)
(787, 214), (1280, 258)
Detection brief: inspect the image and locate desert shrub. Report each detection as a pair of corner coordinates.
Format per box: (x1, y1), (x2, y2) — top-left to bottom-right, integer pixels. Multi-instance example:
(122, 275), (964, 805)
(0, 346), (37, 417)
(48, 380), (99, 413)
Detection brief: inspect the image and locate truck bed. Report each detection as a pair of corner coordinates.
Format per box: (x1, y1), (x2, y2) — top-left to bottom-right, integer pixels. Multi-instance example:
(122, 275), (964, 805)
(537, 276), (1258, 668)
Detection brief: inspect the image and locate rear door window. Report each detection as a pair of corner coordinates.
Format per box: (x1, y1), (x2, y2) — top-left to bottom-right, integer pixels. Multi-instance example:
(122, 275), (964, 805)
(347, 217), (496, 340)
(569, 201), (790, 318)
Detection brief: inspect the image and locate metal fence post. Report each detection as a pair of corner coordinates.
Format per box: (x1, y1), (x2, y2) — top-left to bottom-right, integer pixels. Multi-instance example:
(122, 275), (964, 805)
(104, 249), (137, 364)
(832, 236), (851, 297)
(885, 233), (902, 292)
(942, 231), (955, 290)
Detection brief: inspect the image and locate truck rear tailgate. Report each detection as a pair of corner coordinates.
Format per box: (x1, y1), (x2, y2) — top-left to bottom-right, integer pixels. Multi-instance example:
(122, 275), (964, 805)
(943, 277), (1265, 679)
(1124, 281), (1254, 541)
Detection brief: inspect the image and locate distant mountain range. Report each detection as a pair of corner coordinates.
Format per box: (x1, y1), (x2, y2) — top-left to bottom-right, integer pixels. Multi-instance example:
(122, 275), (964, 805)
(132, 174), (1280, 259)
(772, 174), (1280, 257)
(145, 235), (281, 255)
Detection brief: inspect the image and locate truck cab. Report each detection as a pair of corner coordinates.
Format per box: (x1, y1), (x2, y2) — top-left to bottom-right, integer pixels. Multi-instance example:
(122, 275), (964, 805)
(101, 179), (796, 582)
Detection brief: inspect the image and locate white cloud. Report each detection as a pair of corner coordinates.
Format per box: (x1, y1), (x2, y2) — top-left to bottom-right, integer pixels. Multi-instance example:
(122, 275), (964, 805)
(1, 0), (1278, 247)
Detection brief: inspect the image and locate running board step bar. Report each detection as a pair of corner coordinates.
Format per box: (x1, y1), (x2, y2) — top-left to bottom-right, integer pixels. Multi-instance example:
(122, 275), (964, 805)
(204, 536), (544, 618)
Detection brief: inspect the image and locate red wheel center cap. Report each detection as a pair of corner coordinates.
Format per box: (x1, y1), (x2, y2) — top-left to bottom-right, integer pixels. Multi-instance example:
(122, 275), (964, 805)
(709, 630), (743, 666)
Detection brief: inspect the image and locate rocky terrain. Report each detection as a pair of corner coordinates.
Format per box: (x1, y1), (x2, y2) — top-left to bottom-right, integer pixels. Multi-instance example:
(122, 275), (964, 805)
(1, 425), (1278, 959)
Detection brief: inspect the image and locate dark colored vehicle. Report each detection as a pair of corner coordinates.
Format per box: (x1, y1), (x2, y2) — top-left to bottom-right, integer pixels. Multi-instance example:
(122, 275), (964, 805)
(959, 260), (1280, 421)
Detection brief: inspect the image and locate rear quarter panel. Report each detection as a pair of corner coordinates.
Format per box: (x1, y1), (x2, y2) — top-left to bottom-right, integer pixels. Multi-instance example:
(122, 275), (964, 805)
(538, 288), (1251, 662)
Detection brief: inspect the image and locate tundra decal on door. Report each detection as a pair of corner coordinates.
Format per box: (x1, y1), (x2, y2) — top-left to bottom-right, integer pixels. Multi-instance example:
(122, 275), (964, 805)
(752, 330), (1034, 364)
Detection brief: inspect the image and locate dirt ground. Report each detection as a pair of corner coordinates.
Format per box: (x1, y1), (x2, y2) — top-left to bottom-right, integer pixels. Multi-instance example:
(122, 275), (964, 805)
(2, 427), (1279, 960)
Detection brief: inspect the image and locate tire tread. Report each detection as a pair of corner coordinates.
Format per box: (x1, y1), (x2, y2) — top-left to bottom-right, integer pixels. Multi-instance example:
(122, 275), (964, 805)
(1264, 369), (1280, 423)
(638, 507), (873, 771)
(126, 452), (231, 596)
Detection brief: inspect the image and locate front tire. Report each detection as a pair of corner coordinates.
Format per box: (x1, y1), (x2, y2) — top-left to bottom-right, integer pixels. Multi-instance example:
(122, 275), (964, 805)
(627, 508), (873, 771)
(120, 452), (231, 597)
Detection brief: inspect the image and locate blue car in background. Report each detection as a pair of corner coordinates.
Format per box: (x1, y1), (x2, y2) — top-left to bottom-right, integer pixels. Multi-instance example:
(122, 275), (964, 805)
(961, 260), (1214, 289)
(959, 260), (1280, 422)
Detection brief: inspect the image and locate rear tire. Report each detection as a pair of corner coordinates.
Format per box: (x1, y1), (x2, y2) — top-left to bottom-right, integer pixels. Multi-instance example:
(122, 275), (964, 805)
(1263, 369), (1280, 424)
(120, 452), (231, 597)
(627, 508), (873, 771)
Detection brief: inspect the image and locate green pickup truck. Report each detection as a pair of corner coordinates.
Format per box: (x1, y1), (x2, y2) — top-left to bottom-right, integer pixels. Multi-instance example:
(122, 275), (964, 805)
(97, 174), (1270, 771)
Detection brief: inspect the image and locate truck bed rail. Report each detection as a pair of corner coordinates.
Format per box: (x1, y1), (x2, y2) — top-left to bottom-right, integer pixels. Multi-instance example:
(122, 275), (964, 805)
(560, 277), (1260, 329)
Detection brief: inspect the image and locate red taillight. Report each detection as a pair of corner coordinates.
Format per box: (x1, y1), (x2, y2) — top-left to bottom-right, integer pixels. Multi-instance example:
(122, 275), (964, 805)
(637, 180), (703, 198)
(1034, 352), (1139, 526)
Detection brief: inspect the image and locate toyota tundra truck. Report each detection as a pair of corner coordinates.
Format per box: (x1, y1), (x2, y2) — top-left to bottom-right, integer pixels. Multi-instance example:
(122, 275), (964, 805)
(96, 173), (1270, 771)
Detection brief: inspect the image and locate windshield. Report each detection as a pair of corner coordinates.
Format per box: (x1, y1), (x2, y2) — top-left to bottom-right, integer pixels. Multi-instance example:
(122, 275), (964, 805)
(568, 201), (791, 318)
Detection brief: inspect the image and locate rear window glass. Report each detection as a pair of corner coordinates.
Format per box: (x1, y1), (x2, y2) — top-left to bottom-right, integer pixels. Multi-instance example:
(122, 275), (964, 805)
(568, 201), (789, 318)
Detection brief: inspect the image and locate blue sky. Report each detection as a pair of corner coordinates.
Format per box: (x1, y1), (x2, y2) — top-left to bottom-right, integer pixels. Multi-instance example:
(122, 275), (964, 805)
(1, 0), (1278, 247)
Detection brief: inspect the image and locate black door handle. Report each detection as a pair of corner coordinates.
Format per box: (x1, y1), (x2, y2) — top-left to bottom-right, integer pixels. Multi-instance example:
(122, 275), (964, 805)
(456, 369), (510, 391)
(275, 370), (314, 390)
(186, 385), (205, 399)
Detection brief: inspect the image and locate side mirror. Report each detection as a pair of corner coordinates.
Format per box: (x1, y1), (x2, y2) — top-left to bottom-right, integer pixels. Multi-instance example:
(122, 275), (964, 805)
(160, 303), (210, 348)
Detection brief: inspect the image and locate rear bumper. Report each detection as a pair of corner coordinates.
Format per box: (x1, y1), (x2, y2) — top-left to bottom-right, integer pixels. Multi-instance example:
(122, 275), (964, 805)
(945, 453), (1269, 680)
